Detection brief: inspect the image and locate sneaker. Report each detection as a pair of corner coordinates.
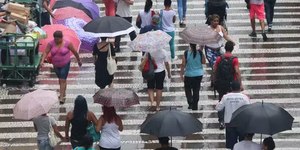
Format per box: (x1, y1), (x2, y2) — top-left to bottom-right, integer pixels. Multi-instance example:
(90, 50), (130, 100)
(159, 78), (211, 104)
(219, 122), (225, 130)
(171, 56), (178, 62)
(268, 24), (272, 32)
(248, 31), (257, 37)
(262, 32), (268, 42)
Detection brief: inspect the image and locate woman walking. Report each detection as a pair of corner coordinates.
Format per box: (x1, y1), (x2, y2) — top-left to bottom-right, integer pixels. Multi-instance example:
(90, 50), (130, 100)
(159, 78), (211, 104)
(96, 106), (123, 150)
(93, 37), (116, 89)
(40, 31), (82, 104)
(136, 0), (155, 34)
(177, 0), (187, 27)
(180, 44), (206, 110)
(65, 95), (98, 148)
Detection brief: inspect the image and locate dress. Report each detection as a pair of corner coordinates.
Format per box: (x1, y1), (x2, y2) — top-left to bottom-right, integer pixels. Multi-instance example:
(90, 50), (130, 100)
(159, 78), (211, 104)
(93, 44), (114, 89)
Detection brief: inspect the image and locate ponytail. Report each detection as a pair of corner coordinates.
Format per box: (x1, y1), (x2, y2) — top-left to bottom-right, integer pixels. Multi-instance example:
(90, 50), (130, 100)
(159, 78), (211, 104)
(144, 0), (153, 13)
(189, 43), (197, 58)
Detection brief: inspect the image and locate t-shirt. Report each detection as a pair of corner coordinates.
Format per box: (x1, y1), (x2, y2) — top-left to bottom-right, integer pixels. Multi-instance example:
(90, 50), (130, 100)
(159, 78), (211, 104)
(116, 0), (132, 17)
(250, 0), (264, 5)
(216, 92), (250, 123)
(149, 49), (169, 73)
(184, 50), (204, 77)
(233, 140), (262, 150)
(32, 115), (56, 140)
(214, 53), (239, 80)
(160, 9), (176, 32)
(139, 10), (153, 28)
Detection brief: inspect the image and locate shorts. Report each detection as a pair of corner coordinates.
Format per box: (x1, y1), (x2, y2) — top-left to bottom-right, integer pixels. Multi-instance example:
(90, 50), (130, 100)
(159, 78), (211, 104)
(147, 71), (166, 90)
(53, 62), (70, 80)
(250, 4), (265, 20)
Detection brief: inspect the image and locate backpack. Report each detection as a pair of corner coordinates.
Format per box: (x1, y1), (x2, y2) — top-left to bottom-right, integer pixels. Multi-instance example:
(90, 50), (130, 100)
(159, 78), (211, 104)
(205, 0), (228, 24)
(215, 55), (236, 90)
(140, 53), (157, 80)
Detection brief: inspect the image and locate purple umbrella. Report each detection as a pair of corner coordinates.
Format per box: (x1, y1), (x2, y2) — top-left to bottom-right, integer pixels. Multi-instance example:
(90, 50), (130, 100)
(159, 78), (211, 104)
(71, 0), (100, 19)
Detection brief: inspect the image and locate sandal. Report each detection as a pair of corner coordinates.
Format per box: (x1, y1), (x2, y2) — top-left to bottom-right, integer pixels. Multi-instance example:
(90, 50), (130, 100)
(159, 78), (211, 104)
(59, 95), (66, 104)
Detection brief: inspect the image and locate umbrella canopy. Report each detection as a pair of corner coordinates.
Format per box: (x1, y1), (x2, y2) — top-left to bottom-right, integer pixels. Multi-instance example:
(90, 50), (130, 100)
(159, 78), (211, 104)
(13, 89), (58, 120)
(230, 102), (294, 135)
(51, 7), (92, 24)
(71, 0), (100, 19)
(93, 88), (139, 107)
(52, 0), (93, 19)
(39, 24), (81, 61)
(140, 109), (203, 137)
(179, 26), (221, 45)
(128, 30), (171, 53)
(83, 16), (135, 37)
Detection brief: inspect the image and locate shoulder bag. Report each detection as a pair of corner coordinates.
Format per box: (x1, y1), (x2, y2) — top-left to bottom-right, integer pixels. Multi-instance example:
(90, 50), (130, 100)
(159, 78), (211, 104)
(107, 46), (117, 75)
(48, 118), (60, 147)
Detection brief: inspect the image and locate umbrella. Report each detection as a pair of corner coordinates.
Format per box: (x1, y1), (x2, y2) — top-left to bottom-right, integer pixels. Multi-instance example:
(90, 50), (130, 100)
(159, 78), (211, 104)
(51, 7), (92, 24)
(52, 0), (93, 19)
(71, 0), (100, 19)
(229, 102), (294, 135)
(13, 89), (58, 120)
(128, 30), (172, 53)
(39, 24), (81, 61)
(179, 25), (222, 45)
(93, 88), (139, 107)
(140, 109), (203, 137)
(83, 16), (135, 37)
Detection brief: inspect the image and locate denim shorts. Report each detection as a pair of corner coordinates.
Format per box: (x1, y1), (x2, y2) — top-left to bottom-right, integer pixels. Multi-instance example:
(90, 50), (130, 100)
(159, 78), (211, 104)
(37, 138), (53, 150)
(53, 62), (71, 79)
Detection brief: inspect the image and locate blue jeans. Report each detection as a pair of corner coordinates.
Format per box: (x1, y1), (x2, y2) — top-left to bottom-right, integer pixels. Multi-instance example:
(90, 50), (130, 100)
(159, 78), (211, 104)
(177, 0), (187, 22)
(37, 139), (53, 150)
(264, 0), (276, 25)
(166, 31), (175, 59)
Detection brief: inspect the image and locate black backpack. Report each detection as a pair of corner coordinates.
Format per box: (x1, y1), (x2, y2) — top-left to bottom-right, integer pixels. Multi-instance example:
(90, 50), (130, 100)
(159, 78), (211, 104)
(205, 0), (228, 24)
(215, 55), (236, 90)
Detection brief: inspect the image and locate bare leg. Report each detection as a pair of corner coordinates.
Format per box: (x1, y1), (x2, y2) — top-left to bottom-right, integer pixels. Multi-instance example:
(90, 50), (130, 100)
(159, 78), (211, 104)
(251, 19), (256, 32)
(156, 90), (163, 111)
(148, 89), (155, 106)
(259, 20), (266, 32)
(59, 79), (67, 103)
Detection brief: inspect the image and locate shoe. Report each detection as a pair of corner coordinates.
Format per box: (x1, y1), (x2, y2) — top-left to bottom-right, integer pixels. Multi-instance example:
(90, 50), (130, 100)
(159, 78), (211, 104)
(219, 122), (225, 130)
(268, 24), (272, 32)
(59, 95), (66, 104)
(179, 21), (186, 28)
(262, 32), (268, 42)
(248, 31), (257, 37)
(171, 56), (178, 62)
(188, 105), (192, 109)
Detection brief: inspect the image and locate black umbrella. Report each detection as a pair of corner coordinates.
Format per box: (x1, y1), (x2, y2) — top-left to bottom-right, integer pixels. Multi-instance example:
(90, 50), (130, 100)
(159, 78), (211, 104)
(140, 109), (203, 137)
(52, 0), (93, 19)
(229, 102), (294, 135)
(83, 16), (135, 37)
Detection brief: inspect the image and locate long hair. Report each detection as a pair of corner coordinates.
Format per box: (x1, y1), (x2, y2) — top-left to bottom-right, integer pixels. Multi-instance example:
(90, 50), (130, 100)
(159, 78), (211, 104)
(73, 95), (88, 120)
(102, 106), (118, 123)
(144, 0), (153, 13)
(189, 43), (197, 58)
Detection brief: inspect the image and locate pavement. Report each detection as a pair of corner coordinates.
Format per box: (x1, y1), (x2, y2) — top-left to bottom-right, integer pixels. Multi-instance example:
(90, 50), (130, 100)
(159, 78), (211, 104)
(1, 0), (300, 149)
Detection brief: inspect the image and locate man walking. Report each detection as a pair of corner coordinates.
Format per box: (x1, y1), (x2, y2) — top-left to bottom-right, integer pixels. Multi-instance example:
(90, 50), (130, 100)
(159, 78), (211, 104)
(264, 0), (276, 31)
(216, 81), (250, 149)
(248, 0), (268, 41)
(213, 41), (242, 129)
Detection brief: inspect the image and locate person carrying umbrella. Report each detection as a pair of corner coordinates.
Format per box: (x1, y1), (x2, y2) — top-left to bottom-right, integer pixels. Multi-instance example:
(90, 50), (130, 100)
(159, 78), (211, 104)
(155, 137), (178, 150)
(233, 133), (261, 150)
(215, 81), (250, 149)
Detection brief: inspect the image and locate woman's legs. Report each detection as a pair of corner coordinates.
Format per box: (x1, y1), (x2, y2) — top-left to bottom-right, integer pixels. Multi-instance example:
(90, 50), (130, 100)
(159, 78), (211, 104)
(184, 76), (193, 109)
(37, 139), (53, 150)
(148, 89), (155, 106)
(182, 0), (187, 20)
(156, 89), (162, 111)
(166, 31), (176, 59)
(59, 79), (67, 102)
(191, 76), (202, 110)
(177, 0), (183, 22)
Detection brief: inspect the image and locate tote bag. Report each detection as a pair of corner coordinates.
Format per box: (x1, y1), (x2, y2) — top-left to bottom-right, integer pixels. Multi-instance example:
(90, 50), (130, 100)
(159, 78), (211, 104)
(107, 46), (117, 75)
(48, 118), (60, 147)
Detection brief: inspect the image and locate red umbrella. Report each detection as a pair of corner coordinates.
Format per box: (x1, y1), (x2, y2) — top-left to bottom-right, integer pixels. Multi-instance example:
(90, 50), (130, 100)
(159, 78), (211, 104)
(39, 24), (81, 61)
(51, 7), (92, 24)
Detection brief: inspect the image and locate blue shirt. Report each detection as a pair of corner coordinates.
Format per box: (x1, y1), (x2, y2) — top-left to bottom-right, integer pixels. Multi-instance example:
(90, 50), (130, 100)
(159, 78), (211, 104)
(184, 50), (204, 77)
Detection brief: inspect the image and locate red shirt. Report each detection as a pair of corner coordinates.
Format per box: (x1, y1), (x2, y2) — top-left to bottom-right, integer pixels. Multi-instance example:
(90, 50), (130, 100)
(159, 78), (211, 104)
(214, 53), (239, 80)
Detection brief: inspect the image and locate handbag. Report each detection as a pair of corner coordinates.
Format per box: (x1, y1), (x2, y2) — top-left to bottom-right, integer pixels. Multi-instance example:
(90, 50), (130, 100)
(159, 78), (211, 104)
(106, 46), (117, 75)
(86, 123), (101, 142)
(48, 118), (60, 147)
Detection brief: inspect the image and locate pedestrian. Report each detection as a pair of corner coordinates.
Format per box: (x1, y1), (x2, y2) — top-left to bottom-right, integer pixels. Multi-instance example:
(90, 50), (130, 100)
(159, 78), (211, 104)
(136, 0), (155, 34)
(205, 14), (235, 88)
(37, 0), (54, 27)
(103, 0), (116, 16)
(177, 0), (187, 27)
(65, 95), (98, 149)
(233, 133), (261, 150)
(264, 0), (276, 31)
(160, 0), (177, 61)
(155, 137), (178, 150)
(215, 81), (250, 149)
(73, 135), (95, 150)
(213, 41), (242, 129)
(93, 37), (116, 89)
(32, 114), (64, 150)
(248, 0), (268, 41)
(145, 49), (171, 111)
(40, 31), (82, 104)
(96, 106), (123, 150)
(263, 137), (276, 150)
(180, 44), (206, 110)
(115, 0), (137, 52)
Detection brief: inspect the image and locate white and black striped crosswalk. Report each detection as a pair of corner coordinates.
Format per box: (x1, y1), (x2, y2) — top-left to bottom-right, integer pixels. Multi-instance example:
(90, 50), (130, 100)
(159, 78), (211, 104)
(0, 0), (300, 149)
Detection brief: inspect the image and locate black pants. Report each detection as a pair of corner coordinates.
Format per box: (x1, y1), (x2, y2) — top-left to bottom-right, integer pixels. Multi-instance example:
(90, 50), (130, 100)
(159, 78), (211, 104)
(184, 76), (203, 110)
(264, 0), (276, 25)
(99, 146), (121, 150)
(225, 126), (244, 149)
(115, 15), (137, 52)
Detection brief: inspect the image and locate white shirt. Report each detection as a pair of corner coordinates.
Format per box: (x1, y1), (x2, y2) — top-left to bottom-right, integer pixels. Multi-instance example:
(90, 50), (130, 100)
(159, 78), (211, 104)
(149, 49), (169, 73)
(139, 10), (153, 28)
(161, 9), (176, 32)
(216, 92), (250, 123)
(116, 0), (132, 17)
(99, 122), (121, 149)
(233, 140), (262, 150)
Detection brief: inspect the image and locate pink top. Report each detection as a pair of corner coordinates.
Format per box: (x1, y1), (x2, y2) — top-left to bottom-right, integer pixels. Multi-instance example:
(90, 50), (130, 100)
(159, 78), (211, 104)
(50, 40), (71, 67)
